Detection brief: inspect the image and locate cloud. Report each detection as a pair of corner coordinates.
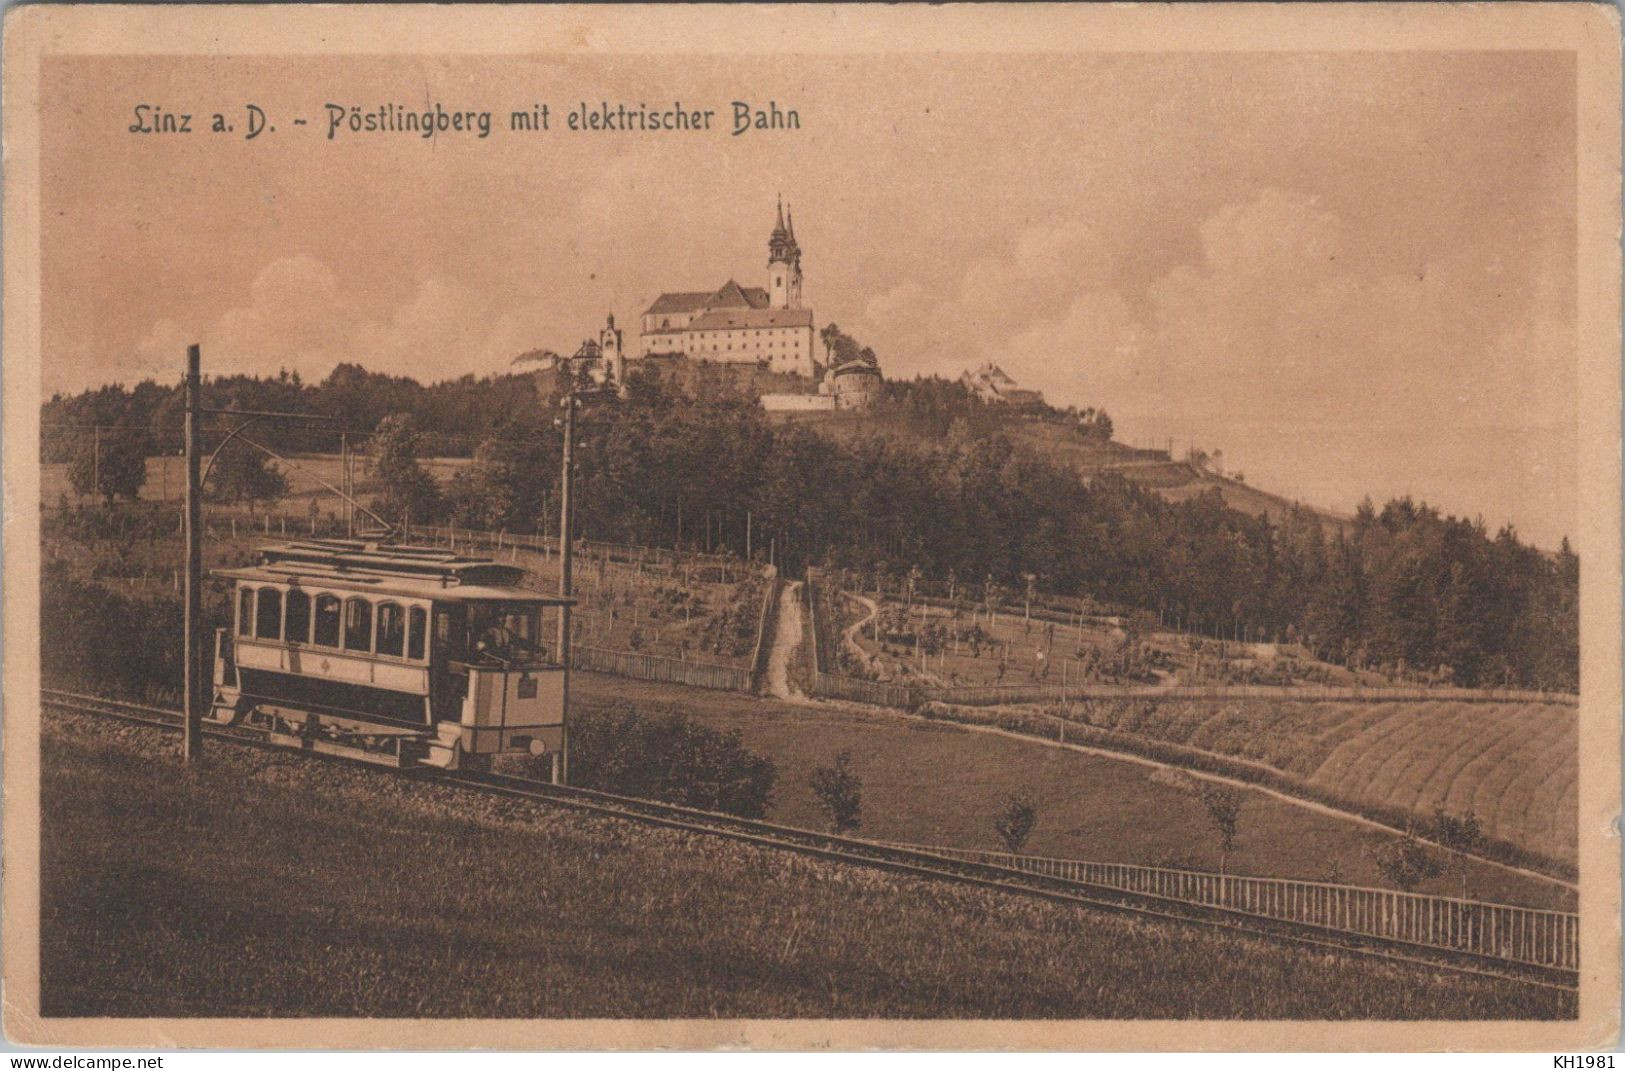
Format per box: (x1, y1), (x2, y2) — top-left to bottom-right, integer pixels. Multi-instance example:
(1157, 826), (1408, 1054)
(1002, 290), (1143, 405)
(859, 218), (1128, 381)
(851, 188), (1574, 540)
(135, 256), (561, 386)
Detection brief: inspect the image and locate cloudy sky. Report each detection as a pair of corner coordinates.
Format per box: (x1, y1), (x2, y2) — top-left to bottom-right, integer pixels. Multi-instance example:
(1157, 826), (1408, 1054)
(42, 50), (1577, 546)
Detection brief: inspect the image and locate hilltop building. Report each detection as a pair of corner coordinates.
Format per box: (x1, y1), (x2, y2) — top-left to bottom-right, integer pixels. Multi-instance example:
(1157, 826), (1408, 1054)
(512, 313), (625, 388)
(639, 200), (817, 376)
(827, 359), (883, 406)
(962, 362), (1044, 407)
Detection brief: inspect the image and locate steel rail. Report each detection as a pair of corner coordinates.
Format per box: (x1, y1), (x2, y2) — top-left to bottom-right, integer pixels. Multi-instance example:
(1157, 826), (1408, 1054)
(40, 686), (1579, 997)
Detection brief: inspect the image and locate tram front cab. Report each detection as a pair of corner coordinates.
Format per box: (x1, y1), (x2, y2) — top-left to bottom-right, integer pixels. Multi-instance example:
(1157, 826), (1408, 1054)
(431, 596), (568, 768)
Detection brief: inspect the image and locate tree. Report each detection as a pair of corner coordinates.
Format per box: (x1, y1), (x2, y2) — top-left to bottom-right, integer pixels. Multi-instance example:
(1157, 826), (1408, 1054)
(369, 413), (442, 529)
(446, 435), (555, 531)
(1197, 784), (1241, 873)
(1429, 808), (1484, 898)
(205, 443), (288, 510)
(993, 794), (1038, 854)
(1367, 826), (1444, 892)
(819, 323), (843, 365)
(34, 364), (1580, 692)
(67, 429), (148, 504)
(809, 750), (863, 834)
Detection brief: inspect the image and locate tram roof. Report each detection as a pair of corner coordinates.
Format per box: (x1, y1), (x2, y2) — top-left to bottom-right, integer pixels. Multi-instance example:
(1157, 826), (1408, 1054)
(211, 539), (573, 605)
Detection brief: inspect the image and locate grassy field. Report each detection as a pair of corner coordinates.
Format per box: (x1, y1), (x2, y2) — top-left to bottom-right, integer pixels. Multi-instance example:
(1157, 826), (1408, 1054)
(41, 709), (1570, 1019)
(571, 675), (1573, 911)
(1049, 697), (1578, 870)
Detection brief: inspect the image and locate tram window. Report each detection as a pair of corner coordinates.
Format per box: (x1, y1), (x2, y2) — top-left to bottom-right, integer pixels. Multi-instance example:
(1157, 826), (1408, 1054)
(468, 602), (541, 659)
(237, 589), (253, 637)
(256, 587), (283, 641)
(407, 606), (427, 661)
(344, 597), (373, 652)
(285, 589), (311, 644)
(313, 594), (341, 647)
(503, 608), (537, 645)
(376, 602), (405, 657)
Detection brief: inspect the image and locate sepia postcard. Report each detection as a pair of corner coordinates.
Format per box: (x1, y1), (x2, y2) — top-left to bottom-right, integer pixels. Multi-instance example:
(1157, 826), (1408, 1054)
(2, 2), (1620, 1052)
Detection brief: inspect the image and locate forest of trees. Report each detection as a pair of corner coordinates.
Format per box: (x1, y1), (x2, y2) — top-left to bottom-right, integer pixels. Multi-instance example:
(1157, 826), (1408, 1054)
(42, 363), (1579, 690)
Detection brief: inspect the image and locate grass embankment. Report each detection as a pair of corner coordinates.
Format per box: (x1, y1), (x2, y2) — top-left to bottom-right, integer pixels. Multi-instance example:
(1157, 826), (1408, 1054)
(919, 697), (1576, 877)
(42, 710), (1569, 1019)
(569, 676), (1573, 910)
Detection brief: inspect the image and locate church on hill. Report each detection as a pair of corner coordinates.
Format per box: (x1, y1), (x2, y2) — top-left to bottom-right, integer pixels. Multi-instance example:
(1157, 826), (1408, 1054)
(638, 199), (817, 377)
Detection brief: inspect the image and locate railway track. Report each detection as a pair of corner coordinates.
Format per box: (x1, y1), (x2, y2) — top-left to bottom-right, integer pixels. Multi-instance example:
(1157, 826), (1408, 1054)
(41, 686), (1580, 997)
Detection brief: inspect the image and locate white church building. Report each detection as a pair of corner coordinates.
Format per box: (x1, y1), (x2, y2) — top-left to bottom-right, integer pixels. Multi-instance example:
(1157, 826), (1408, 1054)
(638, 200), (818, 377)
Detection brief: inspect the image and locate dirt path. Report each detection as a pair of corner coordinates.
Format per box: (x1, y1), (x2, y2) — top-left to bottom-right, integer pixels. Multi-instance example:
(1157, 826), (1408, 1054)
(764, 581), (805, 700)
(840, 591), (879, 669)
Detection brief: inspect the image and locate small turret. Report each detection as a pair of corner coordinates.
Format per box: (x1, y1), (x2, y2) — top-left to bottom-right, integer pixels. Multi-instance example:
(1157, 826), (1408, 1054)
(598, 311), (625, 389)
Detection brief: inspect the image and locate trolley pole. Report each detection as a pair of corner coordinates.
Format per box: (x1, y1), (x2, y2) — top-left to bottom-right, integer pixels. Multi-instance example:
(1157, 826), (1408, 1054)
(182, 344), (204, 762)
(555, 391), (576, 785)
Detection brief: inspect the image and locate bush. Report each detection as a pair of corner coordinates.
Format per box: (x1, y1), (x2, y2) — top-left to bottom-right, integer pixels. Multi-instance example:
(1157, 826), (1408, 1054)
(563, 700), (777, 818)
(993, 795), (1037, 854)
(1366, 827), (1444, 892)
(40, 562), (229, 702)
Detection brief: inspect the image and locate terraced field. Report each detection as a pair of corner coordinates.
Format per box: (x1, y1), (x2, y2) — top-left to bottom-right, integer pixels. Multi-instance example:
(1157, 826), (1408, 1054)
(1069, 698), (1576, 868)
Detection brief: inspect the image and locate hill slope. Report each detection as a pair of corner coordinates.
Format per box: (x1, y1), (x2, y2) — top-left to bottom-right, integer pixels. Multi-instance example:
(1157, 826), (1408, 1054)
(807, 408), (1351, 531)
(41, 710), (1565, 1020)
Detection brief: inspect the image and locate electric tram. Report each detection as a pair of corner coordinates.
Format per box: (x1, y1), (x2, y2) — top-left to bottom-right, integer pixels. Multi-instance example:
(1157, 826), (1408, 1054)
(210, 539), (571, 774)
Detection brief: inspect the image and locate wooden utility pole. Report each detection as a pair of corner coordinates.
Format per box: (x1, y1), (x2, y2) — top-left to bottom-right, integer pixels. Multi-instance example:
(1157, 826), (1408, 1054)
(341, 432), (353, 538)
(555, 392), (577, 785)
(183, 344), (204, 762)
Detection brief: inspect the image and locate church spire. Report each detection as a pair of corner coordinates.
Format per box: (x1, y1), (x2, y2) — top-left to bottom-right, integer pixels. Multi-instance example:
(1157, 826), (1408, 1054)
(767, 195), (803, 309)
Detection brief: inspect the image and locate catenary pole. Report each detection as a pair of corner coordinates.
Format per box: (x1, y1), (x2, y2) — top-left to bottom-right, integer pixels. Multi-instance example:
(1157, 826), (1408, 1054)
(183, 344), (204, 762)
(555, 391), (576, 785)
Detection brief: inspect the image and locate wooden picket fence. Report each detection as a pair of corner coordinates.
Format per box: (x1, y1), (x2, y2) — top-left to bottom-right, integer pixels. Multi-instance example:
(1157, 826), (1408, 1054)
(916, 845), (1579, 973)
(570, 644), (752, 693)
(810, 671), (916, 709)
(404, 523), (746, 576)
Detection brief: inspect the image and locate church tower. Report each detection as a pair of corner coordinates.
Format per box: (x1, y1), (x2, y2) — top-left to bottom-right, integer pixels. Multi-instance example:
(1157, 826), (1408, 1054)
(767, 197), (803, 309)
